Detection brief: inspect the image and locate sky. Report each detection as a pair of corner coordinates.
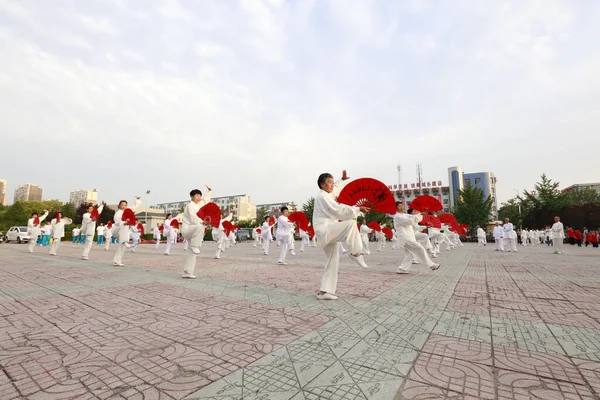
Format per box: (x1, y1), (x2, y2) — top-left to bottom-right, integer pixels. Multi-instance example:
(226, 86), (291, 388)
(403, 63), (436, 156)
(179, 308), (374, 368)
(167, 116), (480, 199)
(1, 0), (599, 208)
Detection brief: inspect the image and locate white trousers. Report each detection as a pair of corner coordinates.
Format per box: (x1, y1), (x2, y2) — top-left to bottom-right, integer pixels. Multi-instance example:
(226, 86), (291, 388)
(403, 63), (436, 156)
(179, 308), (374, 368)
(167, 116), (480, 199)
(105, 237), (111, 250)
(181, 224), (206, 276)
(415, 232), (432, 252)
(361, 234), (370, 254)
(494, 238), (504, 251)
(278, 233), (290, 262)
(155, 237), (161, 249)
(521, 236), (527, 246)
(478, 237), (486, 246)
(213, 230), (226, 258)
(113, 243), (127, 264)
(503, 237), (518, 252)
(164, 231), (176, 253)
(49, 238), (61, 255)
(82, 235), (94, 257)
(300, 236), (309, 251)
(319, 220), (362, 295)
(262, 233), (271, 254)
(398, 239), (435, 272)
(552, 238), (564, 254)
(377, 235), (384, 251)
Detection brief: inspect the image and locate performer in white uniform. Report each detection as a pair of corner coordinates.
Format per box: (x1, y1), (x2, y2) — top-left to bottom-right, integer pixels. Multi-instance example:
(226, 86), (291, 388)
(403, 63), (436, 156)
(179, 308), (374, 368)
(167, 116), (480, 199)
(153, 224), (162, 249)
(261, 217), (272, 255)
(314, 171), (369, 300)
(502, 218), (518, 252)
(129, 224), (141, 252)
(394, 203), (440, 274)
(27, 210), (49, 253)
(252, 227), (261, 247)
(414, 225), (435, 258)
(112, 196), (141, 266)
(528, 229), (537, 246)
(163, 214), (176, 255)
(81, 202), (104, 260)
(492, 222), (504, 251)
(299, 228), (310, 251)
(180, 185), (212, 278)
(213, 212), (233, 259)
(49, 212), (73, 255)
(551, 216), (565, 254)
(276, 206), (293, 264)
(476, 226), (487, 247)
(359, 221), (373, 255)
(104, 222), (113, 250)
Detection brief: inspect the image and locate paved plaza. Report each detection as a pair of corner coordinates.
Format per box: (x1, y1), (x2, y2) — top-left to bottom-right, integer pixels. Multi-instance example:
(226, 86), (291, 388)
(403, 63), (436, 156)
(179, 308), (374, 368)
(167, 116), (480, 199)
(0, 240), (599, 399)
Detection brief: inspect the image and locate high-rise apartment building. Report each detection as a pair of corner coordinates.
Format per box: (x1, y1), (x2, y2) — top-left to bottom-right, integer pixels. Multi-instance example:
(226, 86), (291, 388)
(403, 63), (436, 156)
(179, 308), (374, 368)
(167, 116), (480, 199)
(69, 189), (98, 206)
(0, 179), (6, 206)
(448, 166), (498, 220)
(13, 183), (43, 202)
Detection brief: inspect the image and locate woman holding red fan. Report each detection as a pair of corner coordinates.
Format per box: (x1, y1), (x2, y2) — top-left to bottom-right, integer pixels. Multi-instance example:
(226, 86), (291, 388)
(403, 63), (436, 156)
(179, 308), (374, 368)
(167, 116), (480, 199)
(81, 202), (104, 260)
(180, 185), (212, 279)
(27, 210), (49, 253)
(49, 212), (73, 256)
(313, 170), (370, 301)
(163, 213), (176, 255)
(112, 196), (141, 266)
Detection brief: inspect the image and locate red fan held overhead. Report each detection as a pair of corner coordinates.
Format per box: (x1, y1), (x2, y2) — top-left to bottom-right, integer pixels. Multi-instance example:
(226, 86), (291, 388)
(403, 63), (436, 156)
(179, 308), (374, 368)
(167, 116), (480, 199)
(158, 225), (164, 233)
(107, 221), (113, 229)
(122, 209), (136, 225)
(409, 195), (443, 213)
(136, 223), (145, 235)
(337, 178), (396, 214)
(288, 211), (309, 231)
(33, 217), (40, 226)
(307, 226), (315, 239)
(419, 214), (442, 229)
(368, 221), (382, 232)
(256, 228), (261, 234)
(90, 207), (99, 222)
(170, 219), (179, 229)
(197, 203), (221, 228)
(382, 227), (393, 240)
(438, 213), (457, 226)
(223, 221), (234, 236)
(268, 216), (276, 226)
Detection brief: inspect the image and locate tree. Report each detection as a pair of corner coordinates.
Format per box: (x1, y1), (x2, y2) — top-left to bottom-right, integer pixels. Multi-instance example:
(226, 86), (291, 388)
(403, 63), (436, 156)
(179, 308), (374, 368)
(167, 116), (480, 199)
(522, 173), (567, 211)
(498, 197), (523, 228)
(99, 206), (115, 225)
(19, 200), (63, 217)
(454, 181), (493, 232)
(0, 202), (28, 229)
(302, 197), (315, 225)
(565, 187), (600, 206)
(237, 219), (256, 228)
(256, 207), (269, 225)
(288, 202), (297, 213)
(60, 203), (77, 221)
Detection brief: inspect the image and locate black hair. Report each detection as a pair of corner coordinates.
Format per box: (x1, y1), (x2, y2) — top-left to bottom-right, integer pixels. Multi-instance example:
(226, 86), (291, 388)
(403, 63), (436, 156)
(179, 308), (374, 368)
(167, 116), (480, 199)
(407, 208), (415, 214)
(264, 216), (269, 221)
(119, 200), (128, 206)
(280, 206), (288, 213)
(317, 173), (333, 189)
(395, 201), (401, 207)
(166, 213), (172, 218)
(31, 212), (38, 217)
(190, 189), (202, 197)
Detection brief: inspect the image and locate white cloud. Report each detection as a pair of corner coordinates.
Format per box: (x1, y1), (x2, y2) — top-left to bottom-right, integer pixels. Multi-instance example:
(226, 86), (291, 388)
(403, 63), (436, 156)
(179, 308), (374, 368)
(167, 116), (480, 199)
(193, 42), (231, 59)
(156, 0), (191, 21)
(79, 15), (118, 35)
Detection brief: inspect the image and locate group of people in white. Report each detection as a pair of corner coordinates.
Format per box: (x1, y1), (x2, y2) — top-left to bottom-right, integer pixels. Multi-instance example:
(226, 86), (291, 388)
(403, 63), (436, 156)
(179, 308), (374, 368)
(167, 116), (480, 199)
(491, 217), (566, 254)
(23, 170), (573, 300)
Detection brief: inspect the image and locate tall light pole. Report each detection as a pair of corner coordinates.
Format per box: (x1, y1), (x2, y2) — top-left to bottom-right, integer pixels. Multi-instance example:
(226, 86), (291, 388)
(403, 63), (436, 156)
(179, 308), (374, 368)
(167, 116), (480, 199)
(514, 189), (521, 229)
(145, 190), (151, 232)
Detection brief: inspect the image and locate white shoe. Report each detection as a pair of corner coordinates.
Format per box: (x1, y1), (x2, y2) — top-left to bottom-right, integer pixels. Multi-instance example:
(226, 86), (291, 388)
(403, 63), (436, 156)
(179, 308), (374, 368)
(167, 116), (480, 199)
(317, 293), (338, 300)
(29, 250), (34, 253)
(191, 247), (200, 255)
(290, 251), (296, 256)
(124, 243), (131, 248)
(113, 262), (124, 267)
(164, 253), (170, 256)
(349, 254), (368, 269)
(430, 264), (440, 271)
(182, 274), (196, 279)
(412, 260), (420, 264)
(215, 256), (220, 259)
(277, 261), (287, 265)
(396, 269), (409, 274)
(263, 252), (268, 255)
(430, 254), (439, 258)
(81, 256), (88, 260)
(183, 248), (187, 251)
(342, 250), (348, 254)
(300, 249), (304, 252)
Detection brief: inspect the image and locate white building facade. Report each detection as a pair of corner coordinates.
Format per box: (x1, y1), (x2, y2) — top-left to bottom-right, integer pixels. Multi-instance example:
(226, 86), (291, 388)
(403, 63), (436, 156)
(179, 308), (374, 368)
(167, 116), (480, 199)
(69, 189), (98, 206)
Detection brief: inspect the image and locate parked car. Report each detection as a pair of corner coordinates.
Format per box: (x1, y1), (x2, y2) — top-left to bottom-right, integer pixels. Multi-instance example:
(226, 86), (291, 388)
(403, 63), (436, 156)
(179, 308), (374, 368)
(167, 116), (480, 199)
(5, 226), (30, 243)
(0, 231), (4, 243)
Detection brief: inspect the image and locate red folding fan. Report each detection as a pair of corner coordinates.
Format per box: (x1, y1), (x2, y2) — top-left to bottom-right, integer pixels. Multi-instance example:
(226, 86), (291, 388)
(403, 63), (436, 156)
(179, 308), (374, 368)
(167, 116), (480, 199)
(256, 228), (261, 234)
(409, 195), (443, 213)
(368, 221), (382, 232)
(288, 211), (309, 231)
(33, 217), (40, 226)
(122, 208), (136, 225)
(459, 223), (469, 230)
(158, 225), (164, 233)
(170, 219), (179, 229)
(90, 207), (99, 222)
(337, 178), (396, 214)
(307, 226), (315, 239)
(419, 214), (442, 228)
(268, 216), (275, 226)
(136, 223), (145, 235)
(223, 220), (234, 236)
(438, 213), (457, 226)
(107, 221), (113, 229)
(357, 223), (361, 231)
(382, 227), (393, 240)
(197, 203), (221, 228)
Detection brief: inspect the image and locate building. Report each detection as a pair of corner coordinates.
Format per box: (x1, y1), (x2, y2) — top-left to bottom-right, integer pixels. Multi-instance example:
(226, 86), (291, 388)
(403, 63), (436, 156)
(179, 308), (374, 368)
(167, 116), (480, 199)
(0, 179), (6, 206)
(563, 183), (600, 195)
(154, 194), (257, 222)
(447, 166), (498, 220)
(13, 183), (42, 202)
(387, 180), (451, 212)
(69, 189), (98, 207)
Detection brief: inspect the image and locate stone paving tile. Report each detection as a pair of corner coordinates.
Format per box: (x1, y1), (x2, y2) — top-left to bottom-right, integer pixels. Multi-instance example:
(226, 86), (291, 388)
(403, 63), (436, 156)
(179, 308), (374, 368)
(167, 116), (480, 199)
(3, 241), (600, 399)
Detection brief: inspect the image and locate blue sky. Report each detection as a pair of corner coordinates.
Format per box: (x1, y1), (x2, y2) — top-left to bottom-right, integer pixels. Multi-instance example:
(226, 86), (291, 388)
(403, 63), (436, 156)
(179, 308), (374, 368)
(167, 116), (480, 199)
(1, 0), (599, 207)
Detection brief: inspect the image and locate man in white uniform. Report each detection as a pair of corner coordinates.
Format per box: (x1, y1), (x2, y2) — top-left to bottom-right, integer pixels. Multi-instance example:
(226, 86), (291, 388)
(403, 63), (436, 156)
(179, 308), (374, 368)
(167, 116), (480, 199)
(81, 202), (104, 260)
(394, 203), (440, 274)
(49, 212), (73, 256)
(314, 171), (369, 300)
(213, 212), (233, 259)
(276, 206), (293, 264)
(261, 217), (272, 255)
(492, 222), (504, 251)
(112, 196), (141, 266)
(359, 221), (373, 255)
(503, 218), (517, 252)
(551, 216), (565, 254)
(180, 185), (212, 278)
(163, 214), (177, 255)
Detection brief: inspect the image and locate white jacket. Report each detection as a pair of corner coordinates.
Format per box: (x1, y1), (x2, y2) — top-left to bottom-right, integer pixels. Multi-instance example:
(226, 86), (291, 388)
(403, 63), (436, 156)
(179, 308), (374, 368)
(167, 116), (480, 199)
(393, 212), (422, 242)
(51, 217), (73, 239)
(313, 180), (359, 246)
(81, 204), (104, 236)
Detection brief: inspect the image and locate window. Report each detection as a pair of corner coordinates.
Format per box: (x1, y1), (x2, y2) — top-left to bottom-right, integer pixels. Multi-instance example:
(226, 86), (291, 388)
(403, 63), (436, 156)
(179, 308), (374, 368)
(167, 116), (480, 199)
(443, 199), (449, 205)
(475, 178), (481, 184)
(464, 179), (470, 185)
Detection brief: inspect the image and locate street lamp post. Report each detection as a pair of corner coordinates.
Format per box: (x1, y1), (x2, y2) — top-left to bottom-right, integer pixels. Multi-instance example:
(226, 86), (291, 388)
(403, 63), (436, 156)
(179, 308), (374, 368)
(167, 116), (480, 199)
(145, 190), (151, 232)
(514, 189), (522, 229)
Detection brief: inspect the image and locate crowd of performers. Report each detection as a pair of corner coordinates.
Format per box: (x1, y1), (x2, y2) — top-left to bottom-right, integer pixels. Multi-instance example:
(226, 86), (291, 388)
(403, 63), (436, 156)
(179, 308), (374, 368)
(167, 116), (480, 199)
(22, 171), (585, 300)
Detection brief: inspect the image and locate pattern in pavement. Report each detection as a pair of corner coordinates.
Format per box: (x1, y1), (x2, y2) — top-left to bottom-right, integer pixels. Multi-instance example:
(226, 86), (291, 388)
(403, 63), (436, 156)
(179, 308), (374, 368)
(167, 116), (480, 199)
(0, 240), (599, 399)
